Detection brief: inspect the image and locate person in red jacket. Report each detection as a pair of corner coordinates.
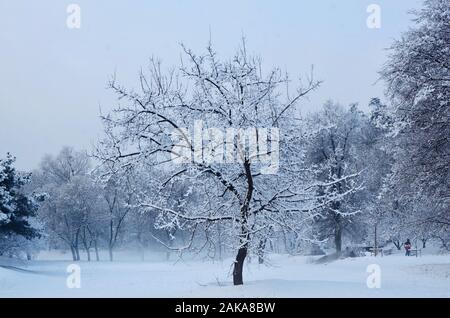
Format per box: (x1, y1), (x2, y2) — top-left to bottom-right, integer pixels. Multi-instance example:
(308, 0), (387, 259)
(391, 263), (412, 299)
(404, 239), (412, 256)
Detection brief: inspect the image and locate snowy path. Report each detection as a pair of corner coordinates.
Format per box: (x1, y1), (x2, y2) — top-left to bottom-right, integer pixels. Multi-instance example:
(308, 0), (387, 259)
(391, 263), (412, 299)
(0, 254), (449, 297)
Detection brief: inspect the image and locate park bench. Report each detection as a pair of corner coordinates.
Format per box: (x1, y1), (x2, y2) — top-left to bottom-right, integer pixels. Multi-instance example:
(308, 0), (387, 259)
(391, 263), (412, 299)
(382, 248), (393, 255)
(363, 246), (394, 256)
(368, 247), (384, 256)
(409, 249), (422, 257)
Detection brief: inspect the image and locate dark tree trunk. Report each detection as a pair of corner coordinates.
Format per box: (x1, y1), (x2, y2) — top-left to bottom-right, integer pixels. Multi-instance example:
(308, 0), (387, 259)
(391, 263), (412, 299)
(421, 239), (427, 249)
(233, 247), (247, 285)
(70, 246), (77, 261)
(333, 202), (343, 254)
(374, 223), (378, 257)
(335, 222), (342, 254)
(75, 246), (80, 261)
(232, 159), (253, 286)
(393, 240), (401, 250)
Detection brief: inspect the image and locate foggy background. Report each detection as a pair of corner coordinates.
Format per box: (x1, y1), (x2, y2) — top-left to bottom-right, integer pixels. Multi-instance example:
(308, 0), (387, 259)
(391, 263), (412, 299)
(0, 0), (422, 170)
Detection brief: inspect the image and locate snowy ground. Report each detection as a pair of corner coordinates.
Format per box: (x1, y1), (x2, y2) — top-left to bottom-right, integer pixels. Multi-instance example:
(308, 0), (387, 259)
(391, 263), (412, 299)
(1, 251), (449, 298)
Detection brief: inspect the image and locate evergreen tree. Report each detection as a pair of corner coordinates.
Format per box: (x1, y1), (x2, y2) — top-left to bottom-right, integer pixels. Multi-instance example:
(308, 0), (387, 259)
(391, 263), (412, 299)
(0, 153), (40, 240)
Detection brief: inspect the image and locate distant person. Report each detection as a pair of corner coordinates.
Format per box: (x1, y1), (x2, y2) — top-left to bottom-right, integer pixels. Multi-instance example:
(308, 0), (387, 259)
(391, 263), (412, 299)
(404, 239), (412, 256)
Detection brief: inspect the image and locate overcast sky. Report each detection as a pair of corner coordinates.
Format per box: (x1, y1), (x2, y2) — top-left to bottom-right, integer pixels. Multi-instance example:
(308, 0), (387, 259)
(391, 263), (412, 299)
(0, 0), (423, 170)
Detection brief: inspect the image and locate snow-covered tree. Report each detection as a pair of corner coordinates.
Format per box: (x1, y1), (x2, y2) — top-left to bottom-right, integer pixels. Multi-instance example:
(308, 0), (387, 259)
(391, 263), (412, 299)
(357, 98), (395, 254)
(381, 0), (450, 229)
(97, 40), (322, 285)
(36, 147), (99, 261)
(305, 102), (366, 253)
(97, 168), (137, 261)
(0, 153), (40, 247)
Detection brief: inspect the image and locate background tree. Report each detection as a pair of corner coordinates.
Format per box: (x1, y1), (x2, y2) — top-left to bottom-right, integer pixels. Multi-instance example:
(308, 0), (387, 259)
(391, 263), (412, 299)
(358, 98), (395, 254)
(381, 0), (449, 233)
(36, 147), (94, 261)
(305, 102), (365, 254)
(99, 170), (136, 261)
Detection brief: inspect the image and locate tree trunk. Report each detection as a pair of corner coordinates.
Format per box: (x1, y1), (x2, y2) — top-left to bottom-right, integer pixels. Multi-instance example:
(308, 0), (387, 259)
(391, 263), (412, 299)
(75, 246), (80, 261)
(109, 219), (114, 262)
(232, 159), (253, 285)
(82, 238), (91, 261)
(258, 238), (267, 264)
(137, 232), (145, 261)
(374, 223), (378, 257)
(393, 240), (401, 250)
(233, 247), (247, 285)
(70, 246), (77, 261)
(333, 203), (343, 254)
(281, 229), (292, 254)
(421, 239), (427, 249)
(165, 229), (174, 261)
(94, 240), (100, 261)
(109, 246), (114, 262)
(335, 223), (342, 254)
(81, 228), (91, 261)
(85, 247), (91, 262)
(217, 223), (223, 261)
(75, 231), (81, 261)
